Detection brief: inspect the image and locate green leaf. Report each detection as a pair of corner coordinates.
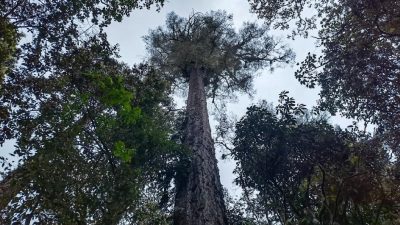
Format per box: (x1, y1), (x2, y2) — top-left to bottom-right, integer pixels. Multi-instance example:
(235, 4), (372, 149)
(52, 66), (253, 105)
(113, 141), (135, 163)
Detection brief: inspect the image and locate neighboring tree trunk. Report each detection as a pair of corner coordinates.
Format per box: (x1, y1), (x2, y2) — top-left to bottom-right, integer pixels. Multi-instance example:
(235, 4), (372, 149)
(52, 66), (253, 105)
(174, 67), (228, 225)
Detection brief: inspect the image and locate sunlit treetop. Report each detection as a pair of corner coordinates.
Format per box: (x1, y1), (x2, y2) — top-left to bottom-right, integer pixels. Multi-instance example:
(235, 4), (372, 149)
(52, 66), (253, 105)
(145, 11), (294, 100)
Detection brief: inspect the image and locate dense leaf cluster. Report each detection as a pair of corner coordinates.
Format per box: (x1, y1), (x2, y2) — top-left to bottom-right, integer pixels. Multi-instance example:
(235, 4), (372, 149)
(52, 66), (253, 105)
(229, 94), (400, 224)
(248, 0), (400, 152)
(0, 40), (183, 223)
(0, 0), (166, 147)
(0, 1), (186, 224)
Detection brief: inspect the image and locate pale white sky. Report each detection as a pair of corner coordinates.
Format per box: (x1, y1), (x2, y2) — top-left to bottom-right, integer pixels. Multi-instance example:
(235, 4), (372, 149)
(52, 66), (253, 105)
(1, 0), (355, 196)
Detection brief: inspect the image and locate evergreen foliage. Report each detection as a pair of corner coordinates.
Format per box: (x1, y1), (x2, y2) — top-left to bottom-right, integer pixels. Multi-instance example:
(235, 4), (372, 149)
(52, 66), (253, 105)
(145, 11), (294, 101)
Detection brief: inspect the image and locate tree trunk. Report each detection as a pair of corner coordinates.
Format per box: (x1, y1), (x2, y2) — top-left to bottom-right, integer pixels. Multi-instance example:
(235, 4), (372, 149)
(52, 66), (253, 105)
(174, 67), (228, 225)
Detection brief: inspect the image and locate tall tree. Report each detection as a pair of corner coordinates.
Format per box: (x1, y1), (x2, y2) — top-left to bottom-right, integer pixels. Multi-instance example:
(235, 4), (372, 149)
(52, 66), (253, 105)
(248, 0), (400, 152)
(145, 11), (293, 225)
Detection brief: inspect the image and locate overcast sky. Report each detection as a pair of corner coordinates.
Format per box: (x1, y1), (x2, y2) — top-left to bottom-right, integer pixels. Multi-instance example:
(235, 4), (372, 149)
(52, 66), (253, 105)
(1, 0), (355, 195)
(104, 0), (355, 195)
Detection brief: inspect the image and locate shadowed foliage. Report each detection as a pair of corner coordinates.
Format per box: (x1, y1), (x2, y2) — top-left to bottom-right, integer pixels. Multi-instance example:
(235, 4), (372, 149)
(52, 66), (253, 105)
(228, 93), (400, 224)
(248, 0), (400, 153)
(0, 39), (184, 223)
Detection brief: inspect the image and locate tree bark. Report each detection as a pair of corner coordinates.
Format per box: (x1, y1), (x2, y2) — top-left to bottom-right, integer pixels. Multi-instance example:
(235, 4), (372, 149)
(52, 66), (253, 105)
(174, 67), (228, 225)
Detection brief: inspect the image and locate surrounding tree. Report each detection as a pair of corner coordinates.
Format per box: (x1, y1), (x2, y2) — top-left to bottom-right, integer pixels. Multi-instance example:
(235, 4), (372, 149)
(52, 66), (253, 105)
(145, 11), (293, 225)
(229, 93), (400, 224)
(0, 0), (165, 144)
(0, 38), (183, 224)
(0, 0), (189, 224)
(248, 0), (400, 152)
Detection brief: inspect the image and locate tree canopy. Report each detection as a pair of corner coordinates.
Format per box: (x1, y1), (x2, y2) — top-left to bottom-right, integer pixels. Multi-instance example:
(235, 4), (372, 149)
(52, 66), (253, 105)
(1, 1), (399, 224)
(229, 93), (400, 224)
(0, 0), (166, 145)
(248, 0), (400, 152)
(1, 0), (165, 79)
(145, 11), (294, 101)
(0, 1), (188, 224)
(0, 37), (184, 224)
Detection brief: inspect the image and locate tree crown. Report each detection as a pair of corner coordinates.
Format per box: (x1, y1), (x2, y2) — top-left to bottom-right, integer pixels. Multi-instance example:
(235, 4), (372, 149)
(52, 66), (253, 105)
(145, 11), (294, 100)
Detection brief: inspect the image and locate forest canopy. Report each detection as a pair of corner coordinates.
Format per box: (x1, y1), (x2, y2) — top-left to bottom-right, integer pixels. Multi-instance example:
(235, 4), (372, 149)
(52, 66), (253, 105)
(249, 0), (400, 152)
(1, 0), (399, 224)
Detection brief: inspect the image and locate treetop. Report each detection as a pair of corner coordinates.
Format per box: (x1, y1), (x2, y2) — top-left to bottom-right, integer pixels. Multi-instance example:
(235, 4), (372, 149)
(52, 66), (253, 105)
(145, 10), (294, 101)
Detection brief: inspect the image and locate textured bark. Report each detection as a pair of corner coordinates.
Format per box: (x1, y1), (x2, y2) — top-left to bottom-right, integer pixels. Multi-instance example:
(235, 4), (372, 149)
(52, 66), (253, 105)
(174, 67), (228, 225)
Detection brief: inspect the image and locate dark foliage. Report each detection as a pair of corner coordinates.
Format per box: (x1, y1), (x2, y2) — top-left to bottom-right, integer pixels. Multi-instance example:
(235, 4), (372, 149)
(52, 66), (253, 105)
(248, 0), (400, 152)
(0, 38), (184, 223)
(229, 93), (400, 224)
(0, 0), (165, 147)
(0, 0), (189, 224)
